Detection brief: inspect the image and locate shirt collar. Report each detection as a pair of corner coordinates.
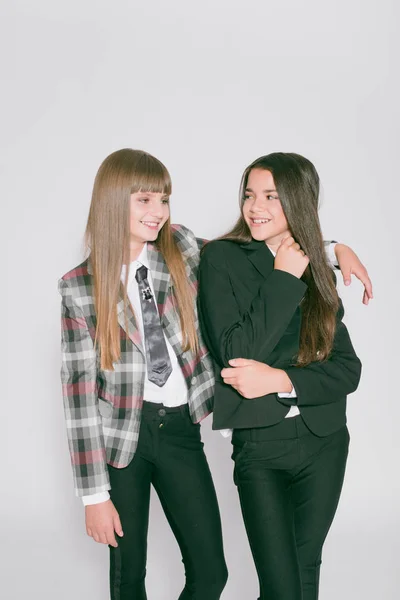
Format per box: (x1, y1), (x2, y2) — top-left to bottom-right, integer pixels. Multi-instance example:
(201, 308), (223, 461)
(240, 239), (276, 257)
(134, 243), (150, 269)
(121, 243), (150, 284)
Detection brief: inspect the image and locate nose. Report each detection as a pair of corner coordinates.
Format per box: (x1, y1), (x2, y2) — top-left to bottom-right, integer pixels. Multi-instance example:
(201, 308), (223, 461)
(148, 199), (164, 218)
(249, 196), (267, 213)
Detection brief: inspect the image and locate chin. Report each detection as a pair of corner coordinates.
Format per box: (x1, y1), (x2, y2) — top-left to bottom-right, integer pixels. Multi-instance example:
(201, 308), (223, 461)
(250, 230), (268, 242)
(139, 226), (160, 241)
(145, 234), (159, 245)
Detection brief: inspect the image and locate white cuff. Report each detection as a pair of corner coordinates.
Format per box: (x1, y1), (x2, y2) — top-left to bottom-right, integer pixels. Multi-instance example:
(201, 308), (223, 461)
(82, 491), (110, 506)
(326, 242), (339, 268)
(220, 429), (233, 438)
(278, 385), (297, 399)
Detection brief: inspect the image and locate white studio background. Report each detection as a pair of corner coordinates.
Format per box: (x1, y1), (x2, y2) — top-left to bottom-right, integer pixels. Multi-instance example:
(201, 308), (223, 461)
(2, 1), (398, 599)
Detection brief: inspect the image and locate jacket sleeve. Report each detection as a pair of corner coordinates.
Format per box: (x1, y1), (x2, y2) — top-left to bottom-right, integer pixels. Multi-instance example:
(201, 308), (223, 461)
(59, 279), (110, 497)
(282, 301), (362, 407)
(198, 242), (307, 368)
(196, 237), (208, 251)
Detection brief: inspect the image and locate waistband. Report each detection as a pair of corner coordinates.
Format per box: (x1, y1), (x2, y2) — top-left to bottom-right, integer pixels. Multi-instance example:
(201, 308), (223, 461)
(232, 415), (313, 444)
(142, 400), (189, 416)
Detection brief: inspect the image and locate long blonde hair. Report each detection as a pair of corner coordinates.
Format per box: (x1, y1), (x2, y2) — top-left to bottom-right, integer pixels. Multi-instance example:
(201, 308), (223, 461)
(85, 148), (199, 370)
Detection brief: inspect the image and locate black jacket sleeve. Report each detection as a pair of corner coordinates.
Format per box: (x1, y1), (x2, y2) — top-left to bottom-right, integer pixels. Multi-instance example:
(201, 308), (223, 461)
(198, 242), (307, 368)
(283, 302), (362, 407)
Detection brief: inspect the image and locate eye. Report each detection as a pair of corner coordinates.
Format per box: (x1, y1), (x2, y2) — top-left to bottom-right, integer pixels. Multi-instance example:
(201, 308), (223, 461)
(243, 195), (252, 202)
(138, 197), (149, 203)
(267, 195), (279, 201)
(162, 198), (170, 205)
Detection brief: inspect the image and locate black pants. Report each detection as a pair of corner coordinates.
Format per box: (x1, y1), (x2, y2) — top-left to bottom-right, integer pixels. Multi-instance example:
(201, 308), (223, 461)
(232, 415), (349, 600)
(108, 401), (228, 600)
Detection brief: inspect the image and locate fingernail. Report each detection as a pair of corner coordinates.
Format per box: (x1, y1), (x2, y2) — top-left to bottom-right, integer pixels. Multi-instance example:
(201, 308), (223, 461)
(345, 280), (350, 286)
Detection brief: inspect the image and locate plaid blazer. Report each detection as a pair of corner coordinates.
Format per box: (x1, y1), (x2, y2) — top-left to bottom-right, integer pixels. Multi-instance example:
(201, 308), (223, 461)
(59, 225), (214, 497)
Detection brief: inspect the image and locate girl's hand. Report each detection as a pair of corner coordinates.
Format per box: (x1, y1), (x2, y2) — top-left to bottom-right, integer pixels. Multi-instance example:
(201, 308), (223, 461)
(334, 244), (373, 305)
(221, 358), (293, 399)
(274, 236), (310, 279)
(85, 500), (123, 548)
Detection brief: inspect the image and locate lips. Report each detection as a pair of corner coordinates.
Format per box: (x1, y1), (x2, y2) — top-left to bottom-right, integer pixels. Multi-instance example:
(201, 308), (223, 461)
(249, 218), (271, 226)
(140, 221), (160, 230)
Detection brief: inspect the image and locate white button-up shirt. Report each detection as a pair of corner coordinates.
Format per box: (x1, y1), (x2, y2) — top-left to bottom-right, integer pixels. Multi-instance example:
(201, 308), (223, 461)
(121, 244), (189, 408)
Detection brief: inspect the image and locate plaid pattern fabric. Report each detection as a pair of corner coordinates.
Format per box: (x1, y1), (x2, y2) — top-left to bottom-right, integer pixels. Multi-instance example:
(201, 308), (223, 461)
(59, 225), (215, 496)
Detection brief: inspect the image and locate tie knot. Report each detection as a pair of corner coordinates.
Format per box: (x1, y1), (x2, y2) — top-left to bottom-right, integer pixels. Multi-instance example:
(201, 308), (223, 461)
(135, 264), (148, 284)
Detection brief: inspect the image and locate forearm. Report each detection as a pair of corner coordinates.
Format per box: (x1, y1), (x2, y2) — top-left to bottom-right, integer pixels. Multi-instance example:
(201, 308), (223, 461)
(60, 278), (110, 497)
(62, 388), (111, 496)
(283, 321), (361, 407)
(199, 263), (307, 367)
(284, 354), (361, 407)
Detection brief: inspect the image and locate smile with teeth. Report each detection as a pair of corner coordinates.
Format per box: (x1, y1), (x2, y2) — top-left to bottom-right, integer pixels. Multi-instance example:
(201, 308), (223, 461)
(141, 221), (160, 229)
(251, 218), (271, 225)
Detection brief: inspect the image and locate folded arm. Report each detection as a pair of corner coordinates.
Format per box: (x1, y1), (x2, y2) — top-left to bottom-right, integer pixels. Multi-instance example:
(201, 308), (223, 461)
(221, 303), (361, 407)
(283, 304), (362, 406)
(198, 243), (307, 368)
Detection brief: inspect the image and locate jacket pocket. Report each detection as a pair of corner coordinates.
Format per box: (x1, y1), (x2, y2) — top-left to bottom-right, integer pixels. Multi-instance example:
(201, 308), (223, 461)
(97, 397), (113, 419)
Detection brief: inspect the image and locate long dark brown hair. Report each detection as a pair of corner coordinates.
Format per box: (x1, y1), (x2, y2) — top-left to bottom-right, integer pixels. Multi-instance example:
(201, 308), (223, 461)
(85, 148), (199, 370)
(220, 152), (339, 366)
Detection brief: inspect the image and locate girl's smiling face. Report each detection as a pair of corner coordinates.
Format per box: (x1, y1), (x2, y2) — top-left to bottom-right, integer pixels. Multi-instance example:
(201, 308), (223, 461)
(129, 191), (170, 246)
(242, 168), (290, 248)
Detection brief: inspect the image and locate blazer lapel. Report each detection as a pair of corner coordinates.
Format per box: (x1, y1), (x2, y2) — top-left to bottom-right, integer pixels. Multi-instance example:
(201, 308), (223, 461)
(87, 257), (144, 355)
(117, 288), (144, 355)
(242, 240), (275, 280)
(147, 242), (172, 318)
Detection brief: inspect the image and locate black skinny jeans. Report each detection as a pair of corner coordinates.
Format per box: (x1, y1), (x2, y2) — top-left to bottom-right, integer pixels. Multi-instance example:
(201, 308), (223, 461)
(108, 401), (227, 600)
(232, 415), (349, 600)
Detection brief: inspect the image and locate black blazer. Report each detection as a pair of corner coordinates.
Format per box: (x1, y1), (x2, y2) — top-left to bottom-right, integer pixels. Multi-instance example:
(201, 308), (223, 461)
(198, 239), (362, 437)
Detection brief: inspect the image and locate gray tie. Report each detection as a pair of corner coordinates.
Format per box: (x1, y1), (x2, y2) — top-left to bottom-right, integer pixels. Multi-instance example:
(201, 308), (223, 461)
(135, 265), (172, 387)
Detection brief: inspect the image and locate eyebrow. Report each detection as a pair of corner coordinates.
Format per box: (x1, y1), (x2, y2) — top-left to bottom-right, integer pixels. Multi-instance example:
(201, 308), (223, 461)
(245, 187), (278, 194)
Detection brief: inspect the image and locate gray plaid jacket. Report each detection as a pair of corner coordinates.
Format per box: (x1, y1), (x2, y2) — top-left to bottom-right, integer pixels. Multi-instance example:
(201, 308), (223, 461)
(59, 225), (214, 497)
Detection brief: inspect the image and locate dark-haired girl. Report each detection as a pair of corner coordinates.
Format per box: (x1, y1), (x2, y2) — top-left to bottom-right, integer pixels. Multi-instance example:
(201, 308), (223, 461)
(198, 153), (362, 599)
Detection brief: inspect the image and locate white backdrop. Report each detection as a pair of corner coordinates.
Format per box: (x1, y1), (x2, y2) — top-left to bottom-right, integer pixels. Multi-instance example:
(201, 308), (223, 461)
(2, 1), (399, 598)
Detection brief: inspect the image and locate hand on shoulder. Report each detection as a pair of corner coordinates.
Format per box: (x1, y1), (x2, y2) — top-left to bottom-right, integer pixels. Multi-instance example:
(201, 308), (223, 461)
(274, 236), (309, 279)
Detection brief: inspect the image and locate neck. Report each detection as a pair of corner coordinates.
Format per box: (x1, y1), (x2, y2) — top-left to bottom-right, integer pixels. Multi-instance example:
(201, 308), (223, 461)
(128, 241), (146, 263)
(265, 241), (281, 253)
(264, 231), (291, 253)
